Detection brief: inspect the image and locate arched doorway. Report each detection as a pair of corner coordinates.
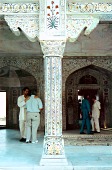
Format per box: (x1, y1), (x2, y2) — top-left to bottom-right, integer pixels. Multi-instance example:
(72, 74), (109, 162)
(0, 66), (37, 129)
(78, 75), (100, 111)
(66, 65), (111, 130)
(78, 88), (98, 109)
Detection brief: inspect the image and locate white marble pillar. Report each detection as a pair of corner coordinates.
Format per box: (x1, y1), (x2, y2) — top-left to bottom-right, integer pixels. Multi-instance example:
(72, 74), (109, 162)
(40, 40), (68, 166)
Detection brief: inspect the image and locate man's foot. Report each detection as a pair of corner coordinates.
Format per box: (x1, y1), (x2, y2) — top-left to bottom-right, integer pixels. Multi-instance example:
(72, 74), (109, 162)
(32, 140), (38, 144)
(20, 138), (26, 142)
(80, 132), (86, 134)
(26, 140), (31, 143)
(95, 131), (100, 133)
(88, 131), (94, 134)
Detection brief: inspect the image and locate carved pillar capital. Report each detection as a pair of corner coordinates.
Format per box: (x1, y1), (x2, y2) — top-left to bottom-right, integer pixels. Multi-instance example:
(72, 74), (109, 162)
(40, 40), (66, 57)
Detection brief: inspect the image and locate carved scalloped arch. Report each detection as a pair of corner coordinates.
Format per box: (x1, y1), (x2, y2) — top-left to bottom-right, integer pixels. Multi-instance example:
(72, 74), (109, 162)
(63, 57), (112, 88)
(0, 58), (39, 81)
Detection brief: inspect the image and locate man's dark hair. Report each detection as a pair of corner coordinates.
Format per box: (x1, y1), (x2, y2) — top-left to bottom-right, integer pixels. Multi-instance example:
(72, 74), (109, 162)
(92, 96), (96, 100)
(22, 87), (29, 92)
(84, 94), (88, 99)
(31, 89), (38, 95)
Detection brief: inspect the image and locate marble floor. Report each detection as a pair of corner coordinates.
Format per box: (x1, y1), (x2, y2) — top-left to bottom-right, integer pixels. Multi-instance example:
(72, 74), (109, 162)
(0, 129), (112, 170)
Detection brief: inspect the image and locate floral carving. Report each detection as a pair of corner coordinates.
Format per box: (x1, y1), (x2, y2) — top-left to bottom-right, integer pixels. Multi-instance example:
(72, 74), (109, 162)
(47, 1), (59, 29)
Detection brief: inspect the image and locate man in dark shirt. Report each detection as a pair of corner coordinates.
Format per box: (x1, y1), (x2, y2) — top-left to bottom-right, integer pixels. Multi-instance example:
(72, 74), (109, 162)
(80, 95), (93, 134)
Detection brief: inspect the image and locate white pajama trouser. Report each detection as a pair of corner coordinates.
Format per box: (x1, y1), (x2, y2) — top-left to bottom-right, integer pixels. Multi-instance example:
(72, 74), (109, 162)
(26, 112), (40, 142)
(91, 117), (100, 132)
(19, 120), (26, 138)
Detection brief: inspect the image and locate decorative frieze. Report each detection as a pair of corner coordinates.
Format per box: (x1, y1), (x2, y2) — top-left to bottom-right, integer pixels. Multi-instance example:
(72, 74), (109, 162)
(67, 2), (112, 21)
(0, 3), (39, 14)
(67, 2), (112, 14)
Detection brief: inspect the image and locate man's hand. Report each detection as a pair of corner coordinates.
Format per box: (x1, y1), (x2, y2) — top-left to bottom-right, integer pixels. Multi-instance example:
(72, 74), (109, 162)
(80, 113), (82, 119)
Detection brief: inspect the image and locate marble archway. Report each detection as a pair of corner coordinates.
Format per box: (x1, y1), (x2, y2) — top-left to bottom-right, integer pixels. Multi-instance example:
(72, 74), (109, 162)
(63, 63), (112, 130)
(0, 66), (37, 129)
(0, 57), (44, 102)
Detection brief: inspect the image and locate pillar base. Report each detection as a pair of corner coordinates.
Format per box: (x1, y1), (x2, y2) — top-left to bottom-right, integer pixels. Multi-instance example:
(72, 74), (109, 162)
(39, 154), (68, 166)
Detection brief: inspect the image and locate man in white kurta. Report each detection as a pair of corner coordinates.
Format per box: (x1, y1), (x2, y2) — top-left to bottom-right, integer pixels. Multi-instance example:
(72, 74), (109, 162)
(91, 96), (101, 133)
(17, 87), (29, 141)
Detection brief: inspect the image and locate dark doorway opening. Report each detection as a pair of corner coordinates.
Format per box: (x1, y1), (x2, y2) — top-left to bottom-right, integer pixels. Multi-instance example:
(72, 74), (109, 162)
(78, 89), (99, 107)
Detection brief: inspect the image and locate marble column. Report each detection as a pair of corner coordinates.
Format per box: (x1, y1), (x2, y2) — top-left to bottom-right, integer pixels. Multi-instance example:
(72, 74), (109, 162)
(40, 40), (68, 166)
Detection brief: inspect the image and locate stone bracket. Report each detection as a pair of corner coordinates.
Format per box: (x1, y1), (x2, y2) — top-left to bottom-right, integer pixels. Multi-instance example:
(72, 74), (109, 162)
(4, 15), (39, 42)
(66, 16), (99, 42)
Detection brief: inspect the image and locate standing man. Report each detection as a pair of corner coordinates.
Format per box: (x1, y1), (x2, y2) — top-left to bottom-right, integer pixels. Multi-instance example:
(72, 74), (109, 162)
(17, 87), (30, 142)
(91, 96), (101, 133)
(80, 94), (93, 134)
(25, 91), (43, 144)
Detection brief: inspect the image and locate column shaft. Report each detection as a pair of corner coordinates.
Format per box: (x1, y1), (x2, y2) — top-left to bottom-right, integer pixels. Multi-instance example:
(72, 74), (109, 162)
(43, 56), (64, 155)
(40, 40), (68, 165)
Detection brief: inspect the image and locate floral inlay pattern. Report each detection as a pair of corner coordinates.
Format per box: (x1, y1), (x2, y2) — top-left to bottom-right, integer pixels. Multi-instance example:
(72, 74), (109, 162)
(44, 137), (64, 155)
(47, 1), (59, 29)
